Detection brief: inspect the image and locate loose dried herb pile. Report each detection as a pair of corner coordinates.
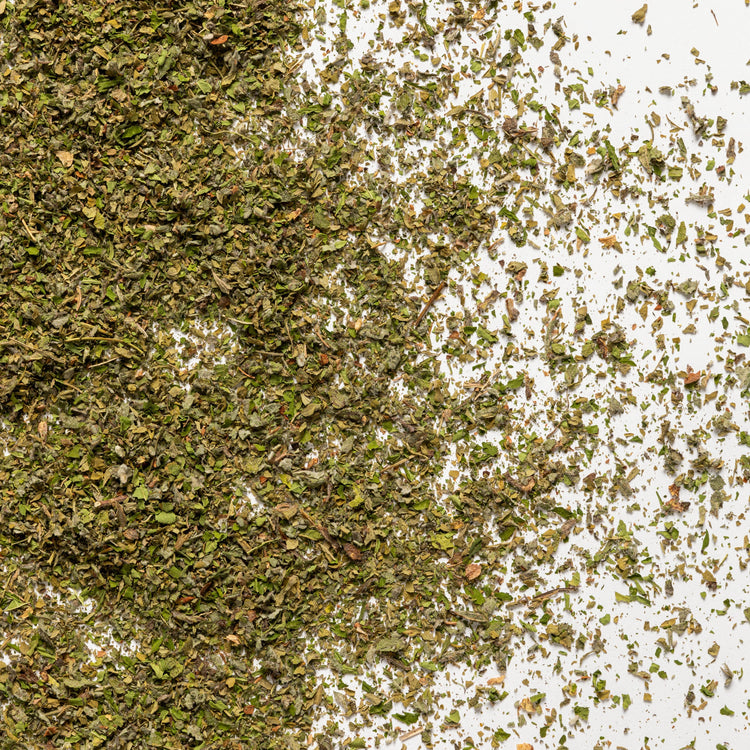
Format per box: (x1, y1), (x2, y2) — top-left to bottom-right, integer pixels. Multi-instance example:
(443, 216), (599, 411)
(2, 0), (749, 747)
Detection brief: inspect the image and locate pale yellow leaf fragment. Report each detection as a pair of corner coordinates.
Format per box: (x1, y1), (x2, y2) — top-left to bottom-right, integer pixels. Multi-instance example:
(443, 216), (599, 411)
(632, 4), (648, 24)
(56, 151), (74, 168)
